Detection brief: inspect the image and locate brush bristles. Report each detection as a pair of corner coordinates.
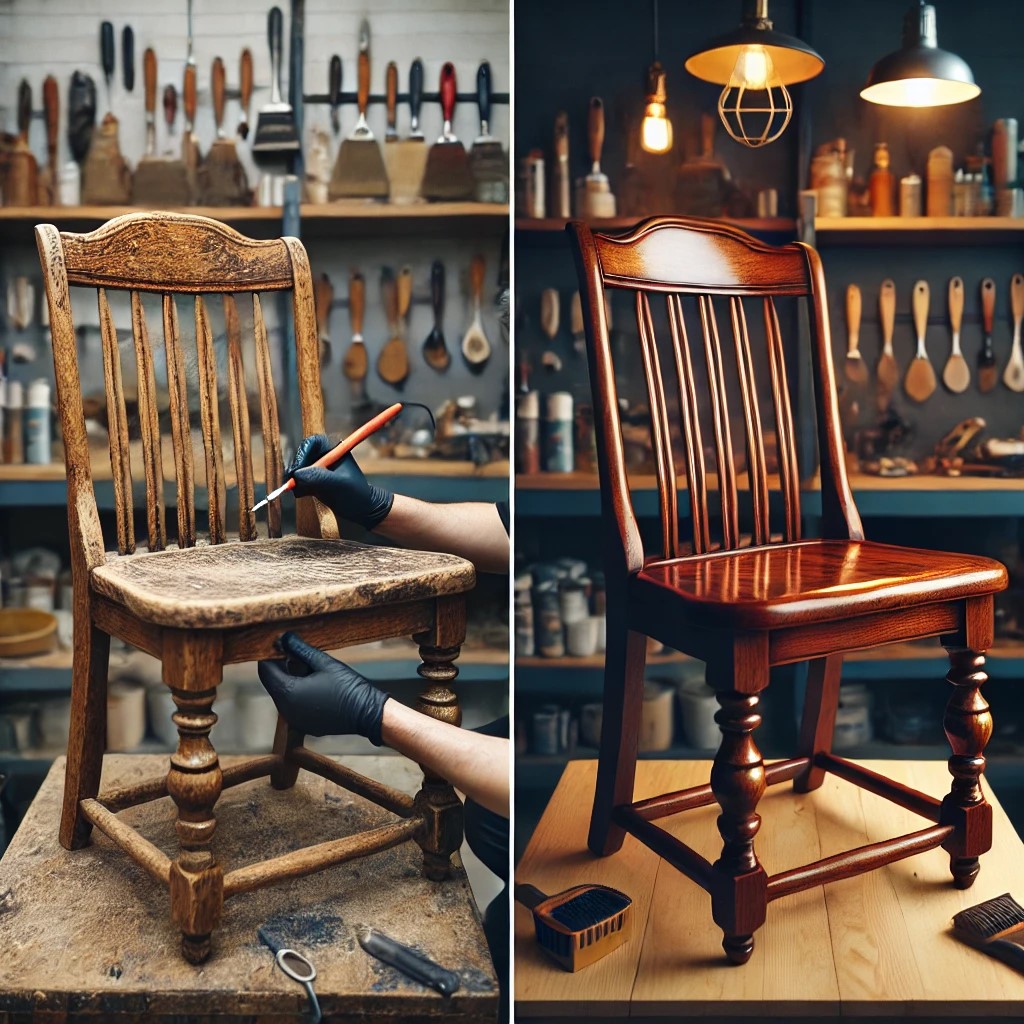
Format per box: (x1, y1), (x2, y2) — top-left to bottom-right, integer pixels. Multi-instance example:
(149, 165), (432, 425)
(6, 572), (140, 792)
(252, 112), (300, 153)
(328, 140), (390, 199)
(953, 893), (1024, 940)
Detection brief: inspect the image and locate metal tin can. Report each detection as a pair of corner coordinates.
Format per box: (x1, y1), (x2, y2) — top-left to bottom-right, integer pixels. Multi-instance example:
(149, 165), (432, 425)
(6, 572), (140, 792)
(899, 174), (922, 217)
(517, 150), (546, 219)
(515, 390), (540, 474)
(533, 581), (565, 658)
(543, 392), (574, 472)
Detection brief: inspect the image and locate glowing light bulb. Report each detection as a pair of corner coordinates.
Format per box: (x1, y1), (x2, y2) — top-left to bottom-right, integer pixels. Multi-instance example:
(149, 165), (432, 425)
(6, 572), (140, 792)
(639, 62), (673, 154)
(733, 45), (771, 90)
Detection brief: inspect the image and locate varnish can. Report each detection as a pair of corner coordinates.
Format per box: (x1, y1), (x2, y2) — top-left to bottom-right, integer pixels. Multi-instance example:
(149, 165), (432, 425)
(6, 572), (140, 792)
(533, 581), (565, 658)
(515, 390), (540, 474)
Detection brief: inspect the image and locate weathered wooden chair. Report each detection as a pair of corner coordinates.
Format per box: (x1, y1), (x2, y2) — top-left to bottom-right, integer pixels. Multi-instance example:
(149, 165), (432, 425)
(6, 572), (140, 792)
(567, 216), (1007, 964)
(36, 212), (476, 963)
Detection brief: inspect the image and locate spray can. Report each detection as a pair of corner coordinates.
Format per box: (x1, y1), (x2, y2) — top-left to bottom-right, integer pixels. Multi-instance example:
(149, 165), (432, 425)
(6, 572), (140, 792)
(24, 379), (51, 464)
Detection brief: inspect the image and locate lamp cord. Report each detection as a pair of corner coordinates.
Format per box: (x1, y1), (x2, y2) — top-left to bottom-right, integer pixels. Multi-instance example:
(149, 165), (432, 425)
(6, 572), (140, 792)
(652, 0), (659, 62)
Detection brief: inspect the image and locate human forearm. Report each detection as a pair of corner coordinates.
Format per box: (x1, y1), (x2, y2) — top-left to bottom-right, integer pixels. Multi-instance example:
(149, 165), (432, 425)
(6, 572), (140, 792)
(381, 699), (509, 816)
(375, 496), (509, 574)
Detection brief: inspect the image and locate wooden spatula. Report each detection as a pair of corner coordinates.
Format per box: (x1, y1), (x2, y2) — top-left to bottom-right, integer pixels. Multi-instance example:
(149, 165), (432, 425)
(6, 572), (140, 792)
(904, 280), (936, 402)
(943, 276), (970, 393)
(978, 278), (998, 393)
(876, 279), (898, 410)
(342, 271), (369, 401)
(1003, 273), (1024, 392)
(315, 273), (333, 369)
(844, 284), (868, 385)
(377, 267), (409, 387)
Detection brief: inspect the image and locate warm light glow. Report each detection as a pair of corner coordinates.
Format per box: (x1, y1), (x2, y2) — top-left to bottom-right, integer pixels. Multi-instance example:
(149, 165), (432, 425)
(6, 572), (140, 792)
(641, 101), (673, 154)
(860, 76), (981, 107)
(733, 45), (771, 89)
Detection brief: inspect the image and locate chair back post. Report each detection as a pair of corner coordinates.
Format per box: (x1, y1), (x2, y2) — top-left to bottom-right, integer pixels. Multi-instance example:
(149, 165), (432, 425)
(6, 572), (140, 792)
(798, 242), (864, 542)
(568, 221), (645, 580)
(35, 223), (106, 576)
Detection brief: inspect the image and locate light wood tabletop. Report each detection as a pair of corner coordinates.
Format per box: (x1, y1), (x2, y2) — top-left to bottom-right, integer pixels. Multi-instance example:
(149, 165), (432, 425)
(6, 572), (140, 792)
(515, 759), (1024, 1021)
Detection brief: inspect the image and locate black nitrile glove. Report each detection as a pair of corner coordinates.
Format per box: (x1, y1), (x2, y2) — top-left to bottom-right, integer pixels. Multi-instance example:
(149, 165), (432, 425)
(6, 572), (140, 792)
(287, 434), (394, 530)
(257, 632), (389, 744)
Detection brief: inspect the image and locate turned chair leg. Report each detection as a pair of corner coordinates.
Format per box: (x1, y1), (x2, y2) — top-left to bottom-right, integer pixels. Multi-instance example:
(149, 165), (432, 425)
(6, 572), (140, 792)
(793, 655), (843, 794)
(940, 646), (993, 889)
(164, 639), (224, 964)
(588, 616), (646, 857)
(60, 620), (111, 850)
(413, 636), (464, 881)
(710, 687), (768, 965)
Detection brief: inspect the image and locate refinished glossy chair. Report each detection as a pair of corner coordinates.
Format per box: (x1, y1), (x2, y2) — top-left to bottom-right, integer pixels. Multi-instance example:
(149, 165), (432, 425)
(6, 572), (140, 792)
(567, 216), (1008, 964)
(37, 212), (475, 963)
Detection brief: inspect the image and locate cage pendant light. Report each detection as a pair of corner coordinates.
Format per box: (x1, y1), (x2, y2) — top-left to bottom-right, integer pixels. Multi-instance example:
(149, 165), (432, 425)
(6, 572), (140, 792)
(685, 0), (824, 149)
(861, 2), (979, 108)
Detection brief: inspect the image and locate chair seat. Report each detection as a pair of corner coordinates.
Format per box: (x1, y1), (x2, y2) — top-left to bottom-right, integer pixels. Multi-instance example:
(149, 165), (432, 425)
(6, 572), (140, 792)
(90, 537), (477, 628)
(634, 539), (1008, 630)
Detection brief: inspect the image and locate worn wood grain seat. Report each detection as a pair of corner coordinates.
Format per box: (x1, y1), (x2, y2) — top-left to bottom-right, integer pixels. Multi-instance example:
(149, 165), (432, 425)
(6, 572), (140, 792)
(92, 538), (475, 627)
(567, 215), (1008, 966)
(36, 212), (477, 966)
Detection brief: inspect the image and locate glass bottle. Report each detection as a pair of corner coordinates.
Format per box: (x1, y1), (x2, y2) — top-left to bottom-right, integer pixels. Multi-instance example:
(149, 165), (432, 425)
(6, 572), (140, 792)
(869, 143), (895, 216)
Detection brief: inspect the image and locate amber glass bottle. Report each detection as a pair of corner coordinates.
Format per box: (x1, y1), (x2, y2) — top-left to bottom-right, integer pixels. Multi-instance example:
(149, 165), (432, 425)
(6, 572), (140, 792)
(869, 143), (895, 216)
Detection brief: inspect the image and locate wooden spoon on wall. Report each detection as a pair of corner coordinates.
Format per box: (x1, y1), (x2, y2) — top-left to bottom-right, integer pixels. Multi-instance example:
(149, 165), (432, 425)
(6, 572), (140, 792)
(461, 253), (491, 373)
(876, 279), (898, 410)
(342, 271), (369, 401)
(423, 259), (450, 371)
(904, 280), (936, 402)
(315, 272), (333, 369)
(1003, 272), (1024, 392)
(377, 267), (409, 387)
(942, 276), (969, 394)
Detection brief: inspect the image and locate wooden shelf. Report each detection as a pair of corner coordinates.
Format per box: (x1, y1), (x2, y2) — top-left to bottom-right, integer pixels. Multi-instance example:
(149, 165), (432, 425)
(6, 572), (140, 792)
(0, 457), (508, 484)
(814, 215), (1024, 244)
(0, 203), (509, 241)
(516, 216), (795, 234)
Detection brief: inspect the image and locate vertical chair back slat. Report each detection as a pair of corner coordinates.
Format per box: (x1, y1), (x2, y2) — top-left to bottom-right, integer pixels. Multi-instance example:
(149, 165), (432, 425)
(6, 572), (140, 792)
(224, 294), (257, 541)
(97, 288), (135, 555)
(730, 297), (770, 546)
(764, 297), (801, 543)
(195, 294), (226, 545)
(252, 293), (283, 538)
(130, 291), (166, 552)
(667, 293), (710, 554)
(698, 295), (739, 550)
(162, 294), (196, 549)
(568, 216), (863, 575)
(636, 291), (679, 559)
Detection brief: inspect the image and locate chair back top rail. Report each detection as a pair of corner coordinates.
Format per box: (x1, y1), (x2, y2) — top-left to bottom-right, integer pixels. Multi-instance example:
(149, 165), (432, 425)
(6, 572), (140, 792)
(35, 212), (326, 574)
(566, 216), (862, 578)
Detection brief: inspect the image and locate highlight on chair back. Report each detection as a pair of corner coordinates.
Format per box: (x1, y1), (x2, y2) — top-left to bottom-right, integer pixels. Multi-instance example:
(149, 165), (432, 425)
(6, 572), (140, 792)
(566, 215), (1007, 964)
(36, 212), (476, 963)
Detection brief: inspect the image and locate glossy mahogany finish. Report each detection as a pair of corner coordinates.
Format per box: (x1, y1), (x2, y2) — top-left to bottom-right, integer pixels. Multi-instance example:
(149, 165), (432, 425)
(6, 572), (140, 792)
(636, 540), (1007, 630)
(567, 215), (1007, 966)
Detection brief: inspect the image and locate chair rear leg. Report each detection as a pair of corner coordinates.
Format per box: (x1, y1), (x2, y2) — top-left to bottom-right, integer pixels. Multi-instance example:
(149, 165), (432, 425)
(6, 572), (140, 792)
(270, 713), (302, 790)
(940, 645), (993, 889)
(60, 620), (111, 850)
(793, 655), (843, 793)
(588, 613), (646, 858)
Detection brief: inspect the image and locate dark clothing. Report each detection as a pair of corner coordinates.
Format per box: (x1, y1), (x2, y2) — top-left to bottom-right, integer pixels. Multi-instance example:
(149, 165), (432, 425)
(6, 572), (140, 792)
(465, 714), (509, 1020)
(496, 500), (510, 534)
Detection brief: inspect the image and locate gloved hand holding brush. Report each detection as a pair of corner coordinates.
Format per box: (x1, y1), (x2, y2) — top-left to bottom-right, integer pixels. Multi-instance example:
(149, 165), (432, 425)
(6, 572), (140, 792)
(288, 435), (394, 529)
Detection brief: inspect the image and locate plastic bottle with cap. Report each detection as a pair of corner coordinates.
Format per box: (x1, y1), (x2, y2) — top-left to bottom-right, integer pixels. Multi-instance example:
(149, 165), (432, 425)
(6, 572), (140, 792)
(543, 391), (574, 473)
(24, 379), (51, 465)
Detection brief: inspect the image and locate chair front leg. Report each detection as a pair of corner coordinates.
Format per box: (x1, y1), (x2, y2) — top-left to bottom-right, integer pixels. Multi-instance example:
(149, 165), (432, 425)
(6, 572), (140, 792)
(164, 633), (224, 964)
(413, 596), (465, 881)
(710, 685), (768, 966)
(940, 646), (993, 889)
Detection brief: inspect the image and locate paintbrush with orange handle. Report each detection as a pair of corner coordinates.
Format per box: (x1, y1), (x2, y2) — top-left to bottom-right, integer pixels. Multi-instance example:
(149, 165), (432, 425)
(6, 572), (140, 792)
(251, 402), (403, 513)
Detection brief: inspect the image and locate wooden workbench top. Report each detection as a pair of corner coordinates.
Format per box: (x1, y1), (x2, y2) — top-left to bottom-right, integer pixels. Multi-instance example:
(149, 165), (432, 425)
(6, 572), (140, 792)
(0, 755), (498, 1022)
(515, 759), (1024, 1021)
